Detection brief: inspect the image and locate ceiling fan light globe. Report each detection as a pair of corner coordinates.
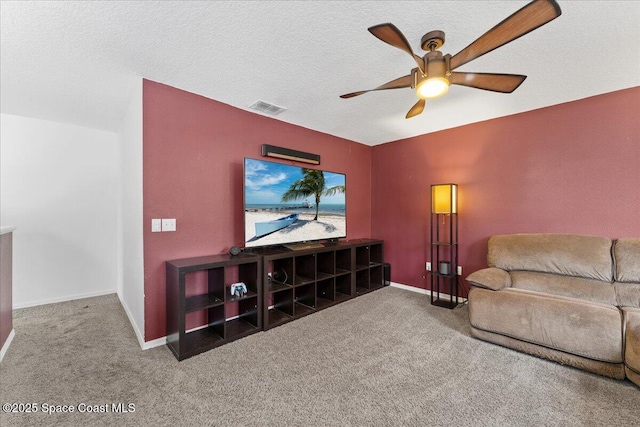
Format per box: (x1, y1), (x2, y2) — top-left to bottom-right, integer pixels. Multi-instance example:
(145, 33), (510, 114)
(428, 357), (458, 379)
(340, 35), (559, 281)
(416, 77), (450, 99)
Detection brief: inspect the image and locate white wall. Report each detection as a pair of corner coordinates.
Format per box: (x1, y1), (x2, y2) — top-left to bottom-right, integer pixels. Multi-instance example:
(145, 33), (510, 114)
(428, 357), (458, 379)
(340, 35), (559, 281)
(117, 80), (146, 347)
(0, 114), (119, 307)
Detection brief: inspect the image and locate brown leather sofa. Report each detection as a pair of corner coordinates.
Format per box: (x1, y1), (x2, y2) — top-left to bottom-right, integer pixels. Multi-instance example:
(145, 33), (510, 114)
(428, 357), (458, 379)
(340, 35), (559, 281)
(466, 234), (640, 386)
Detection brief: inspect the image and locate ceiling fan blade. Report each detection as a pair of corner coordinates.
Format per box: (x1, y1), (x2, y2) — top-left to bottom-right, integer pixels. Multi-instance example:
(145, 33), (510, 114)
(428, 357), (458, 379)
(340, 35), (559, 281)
(369, 23), (424, 73)
(450, 0), (561, 70)
(406, 99), (426, 119)
(450, 72), (527, 93)
(340, 74), (412, 99)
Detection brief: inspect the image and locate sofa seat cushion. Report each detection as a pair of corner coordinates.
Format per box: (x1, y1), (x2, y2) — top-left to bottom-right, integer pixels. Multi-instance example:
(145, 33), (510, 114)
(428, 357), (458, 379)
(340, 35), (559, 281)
(469, 287), (623, 363)
(510, 271), (617, 306)
(488, 234), (613, 282)
(615, 282), (640, 308)
(622, 308), (640, 386)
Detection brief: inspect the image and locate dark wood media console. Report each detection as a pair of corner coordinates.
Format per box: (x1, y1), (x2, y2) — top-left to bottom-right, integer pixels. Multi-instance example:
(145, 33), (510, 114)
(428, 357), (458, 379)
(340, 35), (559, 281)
(166, 253), (262, 361)
(166, 239), (383, 360)
(252, 239), (384, 330)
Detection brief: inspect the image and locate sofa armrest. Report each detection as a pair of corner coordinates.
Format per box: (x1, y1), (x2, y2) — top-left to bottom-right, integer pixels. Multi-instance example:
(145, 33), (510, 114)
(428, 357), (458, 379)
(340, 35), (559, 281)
(466, 267), (511, 291)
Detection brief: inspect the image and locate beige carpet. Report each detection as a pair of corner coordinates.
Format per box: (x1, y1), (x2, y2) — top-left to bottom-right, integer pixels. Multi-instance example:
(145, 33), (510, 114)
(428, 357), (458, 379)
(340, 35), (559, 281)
(0, 287), (638, 426)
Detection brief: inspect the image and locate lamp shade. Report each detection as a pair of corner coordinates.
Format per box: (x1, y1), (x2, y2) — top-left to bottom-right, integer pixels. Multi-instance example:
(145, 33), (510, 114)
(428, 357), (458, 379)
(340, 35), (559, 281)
(432, 184), (457, 214)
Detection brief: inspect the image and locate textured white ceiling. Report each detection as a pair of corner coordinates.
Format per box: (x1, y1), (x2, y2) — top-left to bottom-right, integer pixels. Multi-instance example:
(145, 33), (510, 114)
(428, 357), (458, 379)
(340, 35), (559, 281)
(1, 1), (639, 146)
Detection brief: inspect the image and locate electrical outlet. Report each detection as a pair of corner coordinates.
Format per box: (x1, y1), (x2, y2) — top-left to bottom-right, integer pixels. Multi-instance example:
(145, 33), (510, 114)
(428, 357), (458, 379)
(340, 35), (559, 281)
(162, 218), (176, 232)
(457, 266), (463, 276)
(426, 262), (432, 271)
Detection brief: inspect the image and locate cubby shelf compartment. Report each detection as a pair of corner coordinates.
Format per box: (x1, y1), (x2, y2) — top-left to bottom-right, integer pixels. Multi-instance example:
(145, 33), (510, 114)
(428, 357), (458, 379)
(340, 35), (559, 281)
(267, 308), (293, 328)
(226, 290), (258, 303)
(316, 278), (335, 310)
(225, 316), (258, 341)
(183, 327), (224, 355)
(266, 287), (294, 329)
(166, 253), (262, 361)
(268, 281), (291, 293)
(257, 239), (384, 331)
(356, 269), (370, 295)
(185, 294), (223, 313)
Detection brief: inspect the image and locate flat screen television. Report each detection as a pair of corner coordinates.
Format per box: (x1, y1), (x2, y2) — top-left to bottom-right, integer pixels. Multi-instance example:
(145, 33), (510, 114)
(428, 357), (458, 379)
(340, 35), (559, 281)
(244, 157), (346, 248)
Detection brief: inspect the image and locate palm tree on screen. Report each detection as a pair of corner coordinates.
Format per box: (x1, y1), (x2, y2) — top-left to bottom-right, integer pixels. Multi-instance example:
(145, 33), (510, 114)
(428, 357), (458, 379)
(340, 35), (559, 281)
(281, 169), (345, 220)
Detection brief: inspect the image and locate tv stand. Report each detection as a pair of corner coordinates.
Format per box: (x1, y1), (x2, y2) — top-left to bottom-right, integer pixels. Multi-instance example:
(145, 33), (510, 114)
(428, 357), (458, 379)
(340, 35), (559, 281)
(165, 239), (384, 360)
(261, 239), (384, 330)
(165, 253), (262, 361)
(282, 241), (325, 251)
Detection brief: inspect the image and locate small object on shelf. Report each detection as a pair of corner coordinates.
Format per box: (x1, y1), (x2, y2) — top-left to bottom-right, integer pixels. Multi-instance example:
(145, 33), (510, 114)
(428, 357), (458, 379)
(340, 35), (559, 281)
(230, 282), (248, 297)
(439, 261), (451, 275)
(272, 268), (289, 284)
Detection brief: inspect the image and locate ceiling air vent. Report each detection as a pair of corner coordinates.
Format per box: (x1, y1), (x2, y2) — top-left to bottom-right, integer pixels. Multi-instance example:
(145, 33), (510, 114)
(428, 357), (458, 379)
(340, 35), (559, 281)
(248, 100), (287, 116)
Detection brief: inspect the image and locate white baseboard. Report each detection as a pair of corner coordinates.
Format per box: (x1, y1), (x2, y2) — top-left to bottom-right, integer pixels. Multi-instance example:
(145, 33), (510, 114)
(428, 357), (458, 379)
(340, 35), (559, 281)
(141, 336), (167, 350)
(0, 329), (16, 362)
(117, 292), (145, 350)
(390, 281), (430, 295)
(116, 292), (166, 351)
(13, 289), (116, 310)
(390, 281), (467, 303)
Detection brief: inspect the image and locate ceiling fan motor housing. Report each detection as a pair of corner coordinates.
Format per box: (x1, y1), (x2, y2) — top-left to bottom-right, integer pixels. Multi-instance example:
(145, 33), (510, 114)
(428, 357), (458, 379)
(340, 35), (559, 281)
(412, 51), (450, 84)
(411, 51), (453, 100)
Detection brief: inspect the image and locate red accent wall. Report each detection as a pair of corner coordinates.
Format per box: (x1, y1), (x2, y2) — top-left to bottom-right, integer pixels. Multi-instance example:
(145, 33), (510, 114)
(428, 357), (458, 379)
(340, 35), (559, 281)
(143, 80), (638, 341)
(372, 87), (640, 294)
(143, 80), (372, 341)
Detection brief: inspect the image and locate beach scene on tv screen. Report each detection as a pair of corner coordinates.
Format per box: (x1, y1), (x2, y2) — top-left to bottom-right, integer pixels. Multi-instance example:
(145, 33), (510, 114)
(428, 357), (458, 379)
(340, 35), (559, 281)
(244, 158), (346, 247)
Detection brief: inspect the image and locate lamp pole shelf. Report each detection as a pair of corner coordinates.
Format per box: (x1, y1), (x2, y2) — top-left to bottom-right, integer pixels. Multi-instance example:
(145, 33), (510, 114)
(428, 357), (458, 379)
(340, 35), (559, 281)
(430, 184), (459, 309)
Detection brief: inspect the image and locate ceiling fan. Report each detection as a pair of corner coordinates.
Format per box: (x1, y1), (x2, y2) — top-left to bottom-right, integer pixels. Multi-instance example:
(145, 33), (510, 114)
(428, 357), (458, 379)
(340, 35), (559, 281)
(340, 0), (562, 119)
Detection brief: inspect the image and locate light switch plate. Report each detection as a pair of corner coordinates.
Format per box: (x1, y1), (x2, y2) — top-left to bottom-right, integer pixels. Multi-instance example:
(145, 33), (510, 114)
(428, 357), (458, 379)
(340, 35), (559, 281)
(151, 219), (161, 232)
(426, 262), (431, 271)
(162, 218), (176, 232)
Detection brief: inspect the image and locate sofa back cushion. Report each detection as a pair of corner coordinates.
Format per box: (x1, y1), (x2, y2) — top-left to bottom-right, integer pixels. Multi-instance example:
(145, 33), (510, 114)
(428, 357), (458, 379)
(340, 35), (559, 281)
(488, 234), (613, 282)
(614, 238), (640, 283)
